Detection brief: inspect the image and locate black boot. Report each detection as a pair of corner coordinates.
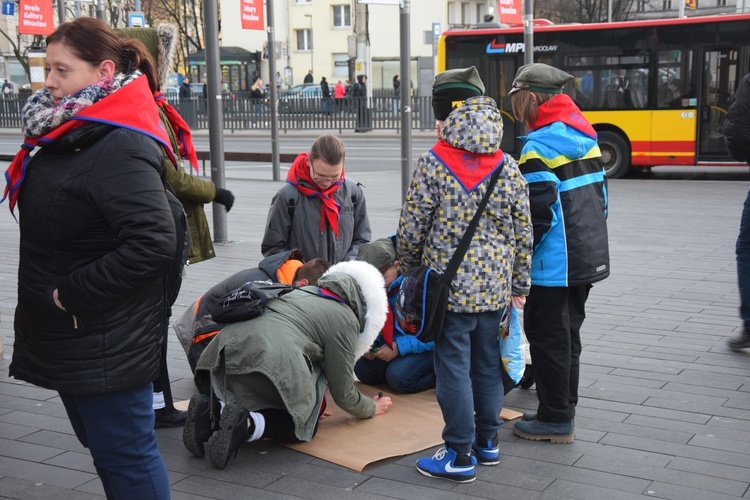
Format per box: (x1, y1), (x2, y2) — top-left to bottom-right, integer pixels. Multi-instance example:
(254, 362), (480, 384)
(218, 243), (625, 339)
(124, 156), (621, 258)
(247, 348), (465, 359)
(207, 402), (250, 470)
(727, 330), (750, 351)
(183, 394), (221, 457)
(154, 407), (188, 428)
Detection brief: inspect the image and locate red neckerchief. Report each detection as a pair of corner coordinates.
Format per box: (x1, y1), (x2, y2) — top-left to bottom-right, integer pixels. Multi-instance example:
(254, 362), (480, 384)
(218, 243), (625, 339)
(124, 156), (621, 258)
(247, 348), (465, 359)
(286, 153), (344, 236)
(530, 94), (597, 139)
(154, 92), (199, 173)
(317, 286), (346, 303)
(380, 287), (399, 348)
(2, 75), (176, 216)
(431, 140), (505, 193)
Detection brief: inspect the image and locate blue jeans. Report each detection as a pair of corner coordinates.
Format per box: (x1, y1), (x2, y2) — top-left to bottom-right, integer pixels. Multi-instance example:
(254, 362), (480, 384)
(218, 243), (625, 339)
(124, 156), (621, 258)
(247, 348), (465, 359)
(354, 350), (435, 393)
(60, 384), (170, 500)
(435, 310), (504, 455)
(737, 189), (750, 331)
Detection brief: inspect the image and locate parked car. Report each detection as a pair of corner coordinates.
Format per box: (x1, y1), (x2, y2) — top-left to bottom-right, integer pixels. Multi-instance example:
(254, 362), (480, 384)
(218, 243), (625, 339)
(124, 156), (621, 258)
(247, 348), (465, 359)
(278, 84), (323, 113)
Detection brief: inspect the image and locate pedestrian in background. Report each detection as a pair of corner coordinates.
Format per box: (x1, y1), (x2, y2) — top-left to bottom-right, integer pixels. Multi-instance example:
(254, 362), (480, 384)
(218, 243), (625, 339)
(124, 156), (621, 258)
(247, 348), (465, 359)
(4, 17), (175, 498)
(352, 74), (369, 132)
(320, 76), (331, 114)
(179, 76), (191, 99)
(508, 63), (609, 444)
(400, 67), (532, 483)
(392, 75), (401, 115)
(334, 79), (345, 114)
(725, 70), (750, 350)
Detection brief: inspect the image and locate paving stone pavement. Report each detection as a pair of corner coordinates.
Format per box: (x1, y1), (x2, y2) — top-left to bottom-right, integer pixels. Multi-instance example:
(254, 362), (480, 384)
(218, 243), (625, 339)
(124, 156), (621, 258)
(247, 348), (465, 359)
(1, 156), (750, 499)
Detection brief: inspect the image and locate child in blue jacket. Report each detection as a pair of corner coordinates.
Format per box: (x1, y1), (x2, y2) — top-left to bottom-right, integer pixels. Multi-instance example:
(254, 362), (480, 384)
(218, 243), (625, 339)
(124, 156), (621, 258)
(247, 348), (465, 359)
(354, 237), (436, 393)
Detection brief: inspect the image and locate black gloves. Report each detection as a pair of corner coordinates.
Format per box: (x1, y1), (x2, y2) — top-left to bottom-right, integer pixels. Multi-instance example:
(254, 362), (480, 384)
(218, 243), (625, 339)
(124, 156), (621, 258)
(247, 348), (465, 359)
(214, 187), (235, 212)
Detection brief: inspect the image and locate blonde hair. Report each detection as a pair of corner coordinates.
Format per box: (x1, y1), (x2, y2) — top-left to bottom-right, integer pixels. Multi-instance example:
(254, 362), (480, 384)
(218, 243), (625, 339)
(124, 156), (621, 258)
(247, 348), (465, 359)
(310, 134), (346, 166)
(511, 89), (555, 127)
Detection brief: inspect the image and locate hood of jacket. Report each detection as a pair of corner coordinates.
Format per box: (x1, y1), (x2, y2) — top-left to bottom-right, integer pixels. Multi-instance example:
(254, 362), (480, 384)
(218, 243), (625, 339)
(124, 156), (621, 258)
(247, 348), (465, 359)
(522, 121), (599, 162)
(317, 260), (387, 358)
(115, 24), (177, 91)
(439, 96), (503, 155)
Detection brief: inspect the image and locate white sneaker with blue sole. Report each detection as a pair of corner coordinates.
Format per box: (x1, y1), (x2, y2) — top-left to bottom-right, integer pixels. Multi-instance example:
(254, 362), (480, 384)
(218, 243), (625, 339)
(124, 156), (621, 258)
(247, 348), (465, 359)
(416, 446), (476, 483)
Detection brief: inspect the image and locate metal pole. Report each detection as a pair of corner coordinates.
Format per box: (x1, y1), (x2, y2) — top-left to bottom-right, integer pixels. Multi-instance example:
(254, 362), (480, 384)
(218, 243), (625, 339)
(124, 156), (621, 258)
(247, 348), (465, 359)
(57, 0), (65, 24)
(267, 0), (280, 181)
(399, 0), (411, 202)
(608, 0), (612, 22)
(95, 0), (104, 20)
(523, 0), (533, 65)
(204, 0), (228, 242)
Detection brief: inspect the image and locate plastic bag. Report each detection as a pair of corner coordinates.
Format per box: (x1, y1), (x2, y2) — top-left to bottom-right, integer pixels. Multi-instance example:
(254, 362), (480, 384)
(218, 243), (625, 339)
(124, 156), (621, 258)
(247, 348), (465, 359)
(500, 306), (525, 384)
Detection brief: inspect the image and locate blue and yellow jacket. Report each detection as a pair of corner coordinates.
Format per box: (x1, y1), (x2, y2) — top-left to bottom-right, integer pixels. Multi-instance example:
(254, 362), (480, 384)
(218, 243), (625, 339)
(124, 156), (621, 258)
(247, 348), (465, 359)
(519, 95), (610, 287)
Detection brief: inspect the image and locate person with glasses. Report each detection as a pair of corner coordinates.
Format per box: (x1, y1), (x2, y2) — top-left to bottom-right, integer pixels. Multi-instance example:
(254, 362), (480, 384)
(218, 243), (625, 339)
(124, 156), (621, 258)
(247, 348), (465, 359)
(262, 134), (371, 264)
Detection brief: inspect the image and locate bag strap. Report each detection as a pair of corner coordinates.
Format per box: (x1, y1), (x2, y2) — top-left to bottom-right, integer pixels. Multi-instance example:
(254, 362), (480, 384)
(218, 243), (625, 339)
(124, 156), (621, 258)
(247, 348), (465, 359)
(440, 161), (504, 284)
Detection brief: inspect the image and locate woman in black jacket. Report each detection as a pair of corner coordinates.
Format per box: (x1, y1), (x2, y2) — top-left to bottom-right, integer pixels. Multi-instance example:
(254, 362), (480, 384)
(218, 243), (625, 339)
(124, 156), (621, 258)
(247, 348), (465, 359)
(4, 17), (176, 499)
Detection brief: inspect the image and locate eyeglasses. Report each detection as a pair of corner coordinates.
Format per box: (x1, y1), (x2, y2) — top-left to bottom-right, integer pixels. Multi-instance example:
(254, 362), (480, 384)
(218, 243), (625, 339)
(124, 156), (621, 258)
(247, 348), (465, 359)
(310, 161), (343, 184)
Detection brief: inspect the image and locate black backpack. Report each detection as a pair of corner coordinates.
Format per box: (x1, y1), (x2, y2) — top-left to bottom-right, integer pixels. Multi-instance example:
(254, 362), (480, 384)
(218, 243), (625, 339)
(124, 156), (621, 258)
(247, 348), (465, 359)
(187, 281), (294, 378)
(165, 184), (190, 308)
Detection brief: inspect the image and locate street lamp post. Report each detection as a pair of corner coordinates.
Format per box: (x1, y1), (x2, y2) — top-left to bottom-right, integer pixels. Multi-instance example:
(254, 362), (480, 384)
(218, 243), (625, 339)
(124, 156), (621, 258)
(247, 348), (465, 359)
(304, 14), (313, 74)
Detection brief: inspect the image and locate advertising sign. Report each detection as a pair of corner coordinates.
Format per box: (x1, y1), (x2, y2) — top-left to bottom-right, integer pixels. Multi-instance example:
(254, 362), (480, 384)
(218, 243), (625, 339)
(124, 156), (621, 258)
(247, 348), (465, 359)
(241, 0), (264, 30)
(18, 0), (54, 35)
(497, 0), (522, 26)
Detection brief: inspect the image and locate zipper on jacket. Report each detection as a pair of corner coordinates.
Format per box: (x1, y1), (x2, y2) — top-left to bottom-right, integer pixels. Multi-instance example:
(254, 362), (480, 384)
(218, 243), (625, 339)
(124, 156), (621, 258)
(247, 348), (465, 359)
(73, 315), (78, 329)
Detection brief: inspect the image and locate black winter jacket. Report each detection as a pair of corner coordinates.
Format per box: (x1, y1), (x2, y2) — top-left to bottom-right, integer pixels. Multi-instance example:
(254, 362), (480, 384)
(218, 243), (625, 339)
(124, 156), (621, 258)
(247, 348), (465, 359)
(10, 124), (177, 394)
(726, 72), (750, 164)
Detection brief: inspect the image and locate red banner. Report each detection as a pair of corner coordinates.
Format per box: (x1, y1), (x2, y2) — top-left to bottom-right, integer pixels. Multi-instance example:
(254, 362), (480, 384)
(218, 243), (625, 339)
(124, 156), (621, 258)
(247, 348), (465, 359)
(497, 0), (522, 26)
(18, 0), (55, 35)
(241, 0), (265, 31)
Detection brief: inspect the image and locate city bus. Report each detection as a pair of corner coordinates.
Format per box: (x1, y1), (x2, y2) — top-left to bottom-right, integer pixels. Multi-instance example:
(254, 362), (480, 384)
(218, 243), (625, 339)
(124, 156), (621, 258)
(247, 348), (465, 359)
(438, 14), (750, 178)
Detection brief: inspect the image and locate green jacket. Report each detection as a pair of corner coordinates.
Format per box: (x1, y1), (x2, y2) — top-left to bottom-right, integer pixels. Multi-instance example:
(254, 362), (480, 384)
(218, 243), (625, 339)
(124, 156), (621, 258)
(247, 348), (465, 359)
(197, 264), (386, 442)
(159, 109), (216, 264)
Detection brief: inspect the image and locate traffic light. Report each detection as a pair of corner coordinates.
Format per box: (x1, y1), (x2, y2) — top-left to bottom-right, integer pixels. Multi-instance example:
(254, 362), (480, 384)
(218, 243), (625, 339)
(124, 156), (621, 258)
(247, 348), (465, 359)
(686, 0), (697, 9)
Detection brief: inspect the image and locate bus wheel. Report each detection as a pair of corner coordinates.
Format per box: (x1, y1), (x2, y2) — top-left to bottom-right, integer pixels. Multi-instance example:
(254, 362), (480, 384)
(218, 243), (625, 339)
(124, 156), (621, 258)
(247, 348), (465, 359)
(598, 131), (631, 179)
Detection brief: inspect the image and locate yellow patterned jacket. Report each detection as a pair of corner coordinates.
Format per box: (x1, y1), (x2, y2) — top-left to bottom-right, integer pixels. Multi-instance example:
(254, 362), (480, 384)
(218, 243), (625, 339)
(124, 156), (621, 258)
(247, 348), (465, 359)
(396, 96), (532, 312)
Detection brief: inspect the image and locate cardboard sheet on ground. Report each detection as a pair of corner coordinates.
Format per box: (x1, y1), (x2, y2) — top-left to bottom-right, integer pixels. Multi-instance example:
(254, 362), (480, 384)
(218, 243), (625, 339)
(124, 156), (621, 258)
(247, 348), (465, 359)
(283, 383), (523, 472)
(175, 386), (522, 472)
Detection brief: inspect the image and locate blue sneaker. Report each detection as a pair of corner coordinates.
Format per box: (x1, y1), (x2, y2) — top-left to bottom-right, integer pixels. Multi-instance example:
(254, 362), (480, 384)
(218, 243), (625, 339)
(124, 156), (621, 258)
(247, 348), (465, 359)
(416, 446), (476, 483)
(471, 433), (499, 465)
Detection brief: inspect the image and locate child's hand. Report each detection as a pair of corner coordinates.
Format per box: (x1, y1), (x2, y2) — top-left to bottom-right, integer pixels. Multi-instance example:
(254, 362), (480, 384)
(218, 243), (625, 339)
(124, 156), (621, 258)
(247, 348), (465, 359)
(511, 295), (526, 309)
(374, 343), (398, 362)
(373, 392), (392, 415)
(318, 410), (333, 420)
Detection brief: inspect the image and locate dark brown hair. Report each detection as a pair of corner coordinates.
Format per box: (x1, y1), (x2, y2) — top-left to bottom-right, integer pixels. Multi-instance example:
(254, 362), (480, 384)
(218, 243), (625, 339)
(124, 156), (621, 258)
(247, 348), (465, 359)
(309, 134), (346, 167)
(46, 17), (158, 93)
(295, 258), (331, 286)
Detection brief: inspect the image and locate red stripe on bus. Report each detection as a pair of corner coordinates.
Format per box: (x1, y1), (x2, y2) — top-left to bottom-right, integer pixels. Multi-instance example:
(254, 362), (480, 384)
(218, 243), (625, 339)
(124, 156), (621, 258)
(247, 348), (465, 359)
(631, 141), (694, 153)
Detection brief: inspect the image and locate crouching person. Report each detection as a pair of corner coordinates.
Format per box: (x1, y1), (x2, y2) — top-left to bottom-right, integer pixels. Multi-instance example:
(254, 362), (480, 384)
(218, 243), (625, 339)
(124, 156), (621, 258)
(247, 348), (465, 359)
(183, 261), (394, 469)
(354, 237), (436, 393)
